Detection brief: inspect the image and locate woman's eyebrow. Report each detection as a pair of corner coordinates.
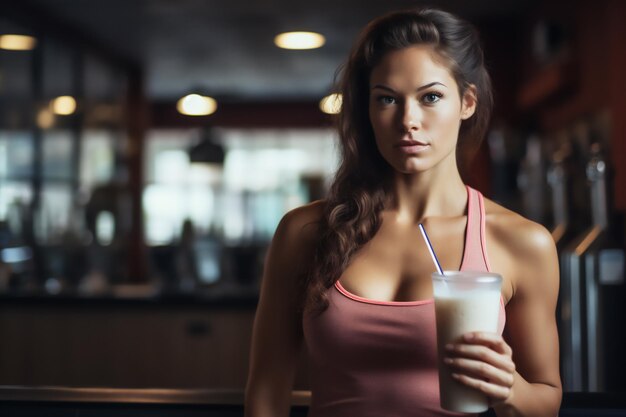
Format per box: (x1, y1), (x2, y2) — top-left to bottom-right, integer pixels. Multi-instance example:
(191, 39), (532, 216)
(371, 81), (447, 92)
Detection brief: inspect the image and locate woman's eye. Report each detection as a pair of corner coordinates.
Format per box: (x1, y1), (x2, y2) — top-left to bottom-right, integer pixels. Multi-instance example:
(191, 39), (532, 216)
(422, 92), (442, 104)
(377, 96), (396, 105)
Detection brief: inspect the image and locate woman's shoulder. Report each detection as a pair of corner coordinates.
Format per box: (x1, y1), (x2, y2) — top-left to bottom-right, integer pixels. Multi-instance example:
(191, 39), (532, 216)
(278, 200), (326, 235)
(482, 197), (558, 294)
(261, 200), (327, 292)
(271, 200), (326, 253)
(482, 198), (556, 269)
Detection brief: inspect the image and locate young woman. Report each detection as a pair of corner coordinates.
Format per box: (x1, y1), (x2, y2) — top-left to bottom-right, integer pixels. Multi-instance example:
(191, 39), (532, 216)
(245, 8), (561, 417)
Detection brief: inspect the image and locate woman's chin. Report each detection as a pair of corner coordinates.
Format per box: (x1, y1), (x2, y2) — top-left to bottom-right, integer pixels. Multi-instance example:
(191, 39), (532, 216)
(393, 159), (431, 174)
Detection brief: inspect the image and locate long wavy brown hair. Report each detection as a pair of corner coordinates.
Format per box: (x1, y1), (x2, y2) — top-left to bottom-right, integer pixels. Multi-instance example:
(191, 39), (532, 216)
(303, 8), (494, 314)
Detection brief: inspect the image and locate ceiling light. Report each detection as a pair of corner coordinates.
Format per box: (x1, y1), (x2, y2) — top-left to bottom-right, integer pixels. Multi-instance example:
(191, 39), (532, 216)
(51, 96), (77, 115)
(274, 31), (325, 50)
(0, 34), (37, 51)
(177, 94), (217, 116)
(319, 93), (342, 115)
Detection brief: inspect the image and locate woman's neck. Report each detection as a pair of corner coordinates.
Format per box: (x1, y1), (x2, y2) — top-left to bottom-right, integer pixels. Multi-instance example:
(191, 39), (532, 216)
(388, 164), (467, 223)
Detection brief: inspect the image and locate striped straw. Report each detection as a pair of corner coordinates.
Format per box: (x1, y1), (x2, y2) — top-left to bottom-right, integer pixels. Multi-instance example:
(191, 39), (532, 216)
(418, 223), (444, 275)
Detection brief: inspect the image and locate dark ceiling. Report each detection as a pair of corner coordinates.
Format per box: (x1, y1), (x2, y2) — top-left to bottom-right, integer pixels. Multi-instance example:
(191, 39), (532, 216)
(17, 0), (530, 101)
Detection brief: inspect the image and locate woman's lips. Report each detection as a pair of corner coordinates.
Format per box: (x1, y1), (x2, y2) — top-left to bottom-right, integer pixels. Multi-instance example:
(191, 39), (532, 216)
(395, 140), (429, 154)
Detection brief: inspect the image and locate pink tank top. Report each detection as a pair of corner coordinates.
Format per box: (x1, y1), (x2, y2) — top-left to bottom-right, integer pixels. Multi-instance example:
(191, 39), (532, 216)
(302, 186), (506, 417)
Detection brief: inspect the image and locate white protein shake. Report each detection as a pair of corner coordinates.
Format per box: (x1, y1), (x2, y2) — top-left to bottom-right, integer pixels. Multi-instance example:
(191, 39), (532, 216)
(433, 271), (502, 413)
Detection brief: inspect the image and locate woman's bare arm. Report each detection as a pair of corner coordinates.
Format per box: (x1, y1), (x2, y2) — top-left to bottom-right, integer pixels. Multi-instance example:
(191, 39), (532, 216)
(491, 216), (562, 416)
(244, 202), (322, 417)
(446, 209), (562, 417)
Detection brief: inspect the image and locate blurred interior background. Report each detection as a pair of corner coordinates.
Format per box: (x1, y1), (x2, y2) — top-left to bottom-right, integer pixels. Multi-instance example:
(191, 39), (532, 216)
(0, 0), (625, 400)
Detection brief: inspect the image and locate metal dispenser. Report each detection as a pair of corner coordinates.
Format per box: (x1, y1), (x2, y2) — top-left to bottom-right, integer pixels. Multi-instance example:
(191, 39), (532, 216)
(560, 143), (625, 392)
(548, 146), (570, 245)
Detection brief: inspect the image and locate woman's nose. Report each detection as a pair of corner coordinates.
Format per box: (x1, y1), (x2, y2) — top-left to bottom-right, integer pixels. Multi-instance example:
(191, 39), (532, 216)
(400, 100), (421, 132)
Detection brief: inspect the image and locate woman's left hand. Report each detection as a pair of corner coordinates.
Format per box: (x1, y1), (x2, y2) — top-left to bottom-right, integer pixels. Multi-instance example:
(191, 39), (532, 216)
(444, 331), (516, 406)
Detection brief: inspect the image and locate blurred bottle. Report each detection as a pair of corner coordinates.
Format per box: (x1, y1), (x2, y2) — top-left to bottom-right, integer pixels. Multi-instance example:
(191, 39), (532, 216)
(175, 219), (200, 293)
(517, 134), (546, 223)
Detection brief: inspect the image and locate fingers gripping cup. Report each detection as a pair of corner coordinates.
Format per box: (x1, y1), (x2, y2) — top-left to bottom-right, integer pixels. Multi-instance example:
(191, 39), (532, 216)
(433, 271), (502, 413)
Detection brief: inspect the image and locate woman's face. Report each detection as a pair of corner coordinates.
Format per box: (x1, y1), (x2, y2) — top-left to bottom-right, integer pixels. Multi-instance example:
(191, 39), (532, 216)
(368, 45), (475, 175)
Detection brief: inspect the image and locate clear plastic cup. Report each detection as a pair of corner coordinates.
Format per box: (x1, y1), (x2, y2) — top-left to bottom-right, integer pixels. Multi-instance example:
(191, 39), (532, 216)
(433, 270), (503, 413)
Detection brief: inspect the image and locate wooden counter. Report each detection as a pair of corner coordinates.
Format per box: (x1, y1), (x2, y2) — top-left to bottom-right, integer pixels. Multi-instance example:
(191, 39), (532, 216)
(0, 386), (309, 416)
(0, 386), (625, 416)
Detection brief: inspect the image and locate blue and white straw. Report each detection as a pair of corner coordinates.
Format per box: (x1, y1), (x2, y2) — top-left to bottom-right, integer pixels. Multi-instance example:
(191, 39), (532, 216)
(418, 223), (444, 275)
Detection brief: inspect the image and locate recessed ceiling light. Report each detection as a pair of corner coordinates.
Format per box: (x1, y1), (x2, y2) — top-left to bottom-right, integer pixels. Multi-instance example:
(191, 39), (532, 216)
(177, 94), (217, 116)
(274, 31), (325, 50)
(51, 96), (77, 115)
(319, 93), (342, 115)
(0, 34), (37, 51)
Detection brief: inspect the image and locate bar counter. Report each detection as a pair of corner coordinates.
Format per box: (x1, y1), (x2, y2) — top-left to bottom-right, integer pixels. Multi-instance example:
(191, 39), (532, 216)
(3, 292), (626, 416)
(0, 386), (308, 416)
(0, 284), (260, 309)
(0, 288), (263, 389)
(1, 387), (626, 416)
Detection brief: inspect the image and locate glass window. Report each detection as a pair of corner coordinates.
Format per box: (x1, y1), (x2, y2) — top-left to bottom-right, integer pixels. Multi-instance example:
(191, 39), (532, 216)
(42, 129), (74, 180)
(0, 130), (33, 179)
(35, 183), (73, 245)
(143, 130), (219, 245)
(143, 128), (338, 246)
(80, 129), (115, 188)
(0, 181), (33, 227)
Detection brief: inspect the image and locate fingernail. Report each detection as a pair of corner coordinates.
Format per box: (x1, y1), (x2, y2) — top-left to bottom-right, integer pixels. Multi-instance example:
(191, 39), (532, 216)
(444, 357), (453, 365)
(464, 333), (474, 341)
(445, 344), (454, 351)
(451, 373), (460, 379)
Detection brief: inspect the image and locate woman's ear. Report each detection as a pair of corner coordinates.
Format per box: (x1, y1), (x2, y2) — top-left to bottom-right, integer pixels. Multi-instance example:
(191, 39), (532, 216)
(461, 84), (477, 120)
